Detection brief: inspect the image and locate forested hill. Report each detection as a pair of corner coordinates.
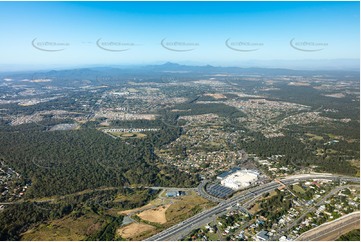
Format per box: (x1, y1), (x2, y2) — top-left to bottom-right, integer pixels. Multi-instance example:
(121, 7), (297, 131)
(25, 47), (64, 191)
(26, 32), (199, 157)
(0, 124), (198, 198)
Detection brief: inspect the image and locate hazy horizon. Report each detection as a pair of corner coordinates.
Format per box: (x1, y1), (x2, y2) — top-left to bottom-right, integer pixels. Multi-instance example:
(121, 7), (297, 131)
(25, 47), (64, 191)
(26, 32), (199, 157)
(1, 58), (360, 73)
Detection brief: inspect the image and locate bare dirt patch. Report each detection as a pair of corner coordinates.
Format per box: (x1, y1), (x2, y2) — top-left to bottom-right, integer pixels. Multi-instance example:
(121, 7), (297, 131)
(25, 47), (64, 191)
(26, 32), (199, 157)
(117, 222), (155, 239)
(118, 203), (154, 216)
(138, 204), (171, 224)
(204, 93), (227, 99)
(288, 81), (311, 86)
(323, 93), (346, 98)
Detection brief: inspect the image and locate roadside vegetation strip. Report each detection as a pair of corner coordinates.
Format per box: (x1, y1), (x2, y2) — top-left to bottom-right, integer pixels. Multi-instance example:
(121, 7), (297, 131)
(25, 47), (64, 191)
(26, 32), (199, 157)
(1, 185), (195, 206)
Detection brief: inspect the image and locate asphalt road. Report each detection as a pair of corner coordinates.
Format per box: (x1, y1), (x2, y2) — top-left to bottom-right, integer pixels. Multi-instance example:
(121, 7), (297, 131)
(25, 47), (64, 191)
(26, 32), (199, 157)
(197, 179), (224, 203)
(0, 186), (195, 206)
(296, 211), (360, 241)
(145, 174), (359, 241)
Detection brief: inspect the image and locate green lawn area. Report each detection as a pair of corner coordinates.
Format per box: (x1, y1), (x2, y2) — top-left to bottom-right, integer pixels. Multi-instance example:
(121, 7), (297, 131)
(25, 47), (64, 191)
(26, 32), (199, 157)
(292, 184), (306, 194)
(206, 230), (221, 240)
(107, 131), (147, 139)
(305, 133), (324, 141)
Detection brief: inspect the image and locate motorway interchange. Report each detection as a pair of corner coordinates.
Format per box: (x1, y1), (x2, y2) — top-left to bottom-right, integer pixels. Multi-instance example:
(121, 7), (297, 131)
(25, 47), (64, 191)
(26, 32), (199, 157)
(146, 173), (360, 241)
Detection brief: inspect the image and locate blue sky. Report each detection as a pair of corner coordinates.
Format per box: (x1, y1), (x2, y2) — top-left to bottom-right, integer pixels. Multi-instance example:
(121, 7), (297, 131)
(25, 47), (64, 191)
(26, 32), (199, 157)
(0, 1), (359, 70)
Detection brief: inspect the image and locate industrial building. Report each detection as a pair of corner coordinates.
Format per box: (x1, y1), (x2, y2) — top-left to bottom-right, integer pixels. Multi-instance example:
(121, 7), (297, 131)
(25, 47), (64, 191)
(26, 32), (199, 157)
(256, 230), (270, 241)
(216, 167), (241, 180)
(165, 191), (185, 197)
(220, 169), (259, 190)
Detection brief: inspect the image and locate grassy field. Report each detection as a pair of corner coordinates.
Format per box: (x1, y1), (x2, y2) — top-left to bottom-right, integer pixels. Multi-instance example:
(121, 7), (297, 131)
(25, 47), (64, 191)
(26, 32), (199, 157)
(327, 133), (343, 140)
(305, 133), (324, 141)
(249, 203), (261, 215)
(165, 191), (214, 225)
(292, 184), (306, 194)
(18, 189), (219, 241)
(113, 190), (215, 240)
(115, 188), (157, 203)
(97, 127), (148, 139)
(21, 212), (103, 241)
(108, 132), (147, 139)
(114, 190), (176, 216)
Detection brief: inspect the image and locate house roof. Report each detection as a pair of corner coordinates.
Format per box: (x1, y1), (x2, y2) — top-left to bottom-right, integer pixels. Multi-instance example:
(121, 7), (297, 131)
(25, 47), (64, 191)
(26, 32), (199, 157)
(166, 191), (179, 196)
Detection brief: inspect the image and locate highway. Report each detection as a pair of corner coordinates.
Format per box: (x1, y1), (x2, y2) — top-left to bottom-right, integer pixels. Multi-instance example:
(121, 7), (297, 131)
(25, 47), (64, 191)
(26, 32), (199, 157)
(145, 174), (359, 241)
(296, 211), (360, 241)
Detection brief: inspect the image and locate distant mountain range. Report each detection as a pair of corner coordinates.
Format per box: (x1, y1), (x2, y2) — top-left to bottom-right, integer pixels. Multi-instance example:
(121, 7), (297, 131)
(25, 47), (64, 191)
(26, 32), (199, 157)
(1, 62), (359, 83)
